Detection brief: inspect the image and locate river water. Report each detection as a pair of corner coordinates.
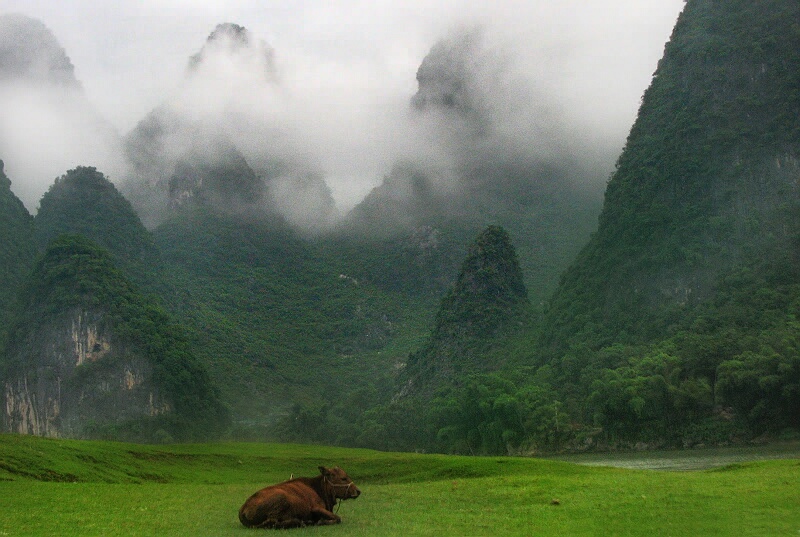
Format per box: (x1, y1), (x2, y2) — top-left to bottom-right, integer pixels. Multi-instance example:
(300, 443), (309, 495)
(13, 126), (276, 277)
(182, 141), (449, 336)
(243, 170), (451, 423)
(548, 443), (800, 471)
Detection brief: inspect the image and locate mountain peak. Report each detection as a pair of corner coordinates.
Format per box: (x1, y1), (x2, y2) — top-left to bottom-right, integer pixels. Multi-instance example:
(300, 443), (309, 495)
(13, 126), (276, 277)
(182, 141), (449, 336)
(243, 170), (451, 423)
(403, 225), (529, 393)
(541, 0), (800, 355)
(186, 22), (277, 82)
(35, 166), (160, 288)
(411, 27), (489, 134)
(0, 13), (80, 87)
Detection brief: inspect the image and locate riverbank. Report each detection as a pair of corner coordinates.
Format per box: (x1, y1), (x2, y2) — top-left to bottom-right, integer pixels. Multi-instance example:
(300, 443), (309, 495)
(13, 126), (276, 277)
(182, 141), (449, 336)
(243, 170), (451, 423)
(548, 442), (800, 470)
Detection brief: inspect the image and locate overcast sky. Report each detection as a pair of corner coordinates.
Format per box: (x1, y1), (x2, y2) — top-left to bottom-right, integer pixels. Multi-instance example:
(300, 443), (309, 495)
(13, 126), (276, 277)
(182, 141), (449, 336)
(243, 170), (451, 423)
(1, 0), (685, 210)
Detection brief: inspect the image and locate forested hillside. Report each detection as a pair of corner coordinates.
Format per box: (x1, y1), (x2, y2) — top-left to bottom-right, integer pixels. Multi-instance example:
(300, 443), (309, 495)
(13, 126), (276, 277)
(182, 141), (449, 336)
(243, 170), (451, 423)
(2, 0), (799, 453)
(34, 166), (162, 290)
(0, 161), (35, 354)
(274, 225), (537, 452)
(402, 225), (530, 395)
(151, 211), (439, 430)
(280, 0), (800, 453)
(536, 0), (800, 446)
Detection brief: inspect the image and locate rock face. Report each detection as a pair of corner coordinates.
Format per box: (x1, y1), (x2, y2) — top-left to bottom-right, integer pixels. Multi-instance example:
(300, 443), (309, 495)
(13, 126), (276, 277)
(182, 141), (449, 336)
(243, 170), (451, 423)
(4, 308), (168, 437)
(1, 235), (227, 441)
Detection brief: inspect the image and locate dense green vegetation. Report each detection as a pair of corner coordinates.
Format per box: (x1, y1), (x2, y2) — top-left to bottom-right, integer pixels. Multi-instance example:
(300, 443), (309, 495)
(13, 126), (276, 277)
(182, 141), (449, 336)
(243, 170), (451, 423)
(3, 235), (229, 441)
(404, 225), (530, 389)
(0, 160), (35, 354)
(3, 0), (800, 457)
(1, 435), (799, 536)
(34, 166), (162, 290)
(275, 0), (800, 454)
(151, 211), (438, 430)
(274, 225), (538, 453)
(542, 0), (800, 354)
(529, 0), (800, 448)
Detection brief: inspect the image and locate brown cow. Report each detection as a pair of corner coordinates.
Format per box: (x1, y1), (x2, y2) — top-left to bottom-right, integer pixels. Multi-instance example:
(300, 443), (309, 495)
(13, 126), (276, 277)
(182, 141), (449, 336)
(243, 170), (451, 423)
(238, 466), (361, 529)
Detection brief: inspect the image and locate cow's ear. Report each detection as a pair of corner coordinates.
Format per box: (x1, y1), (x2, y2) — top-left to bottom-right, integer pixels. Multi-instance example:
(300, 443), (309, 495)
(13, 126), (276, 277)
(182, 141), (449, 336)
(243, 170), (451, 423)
(319, 466), (329, 476)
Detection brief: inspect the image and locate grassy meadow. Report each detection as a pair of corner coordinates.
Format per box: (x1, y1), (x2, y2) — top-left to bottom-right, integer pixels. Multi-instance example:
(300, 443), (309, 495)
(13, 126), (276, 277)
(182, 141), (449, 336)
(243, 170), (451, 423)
(1, 434), (799, 536)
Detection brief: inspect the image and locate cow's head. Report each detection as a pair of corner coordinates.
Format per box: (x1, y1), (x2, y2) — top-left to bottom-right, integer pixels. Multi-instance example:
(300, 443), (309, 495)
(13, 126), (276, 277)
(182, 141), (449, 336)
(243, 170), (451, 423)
(320, 466), (361, 500)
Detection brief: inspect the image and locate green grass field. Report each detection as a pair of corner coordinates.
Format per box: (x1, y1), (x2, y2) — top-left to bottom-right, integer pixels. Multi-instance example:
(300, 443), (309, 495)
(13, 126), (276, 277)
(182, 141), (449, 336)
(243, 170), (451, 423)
(1, 434), (799, 536)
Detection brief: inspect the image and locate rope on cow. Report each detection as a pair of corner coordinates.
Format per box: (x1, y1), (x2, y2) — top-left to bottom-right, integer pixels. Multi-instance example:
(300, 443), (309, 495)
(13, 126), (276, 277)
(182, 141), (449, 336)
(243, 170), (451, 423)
(323, 477), (353, 514)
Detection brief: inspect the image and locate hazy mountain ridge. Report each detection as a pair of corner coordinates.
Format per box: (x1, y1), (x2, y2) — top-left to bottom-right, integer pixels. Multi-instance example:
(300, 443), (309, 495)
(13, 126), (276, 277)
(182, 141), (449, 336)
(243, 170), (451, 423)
(0, 13), (79, 87)
(122, 23), (338, 233)
(2, 1), (799, 451)
(343, 28), (603, 305)
(0, 14), (124, 212)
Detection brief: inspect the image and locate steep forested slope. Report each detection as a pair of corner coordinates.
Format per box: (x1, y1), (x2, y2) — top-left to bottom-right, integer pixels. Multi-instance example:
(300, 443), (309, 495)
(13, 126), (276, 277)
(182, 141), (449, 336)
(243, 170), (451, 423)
(0, 160), (35, 351)
(543, 0), (800, 353)
(34, 166), (161, 290)
(537, 0), (800, 444)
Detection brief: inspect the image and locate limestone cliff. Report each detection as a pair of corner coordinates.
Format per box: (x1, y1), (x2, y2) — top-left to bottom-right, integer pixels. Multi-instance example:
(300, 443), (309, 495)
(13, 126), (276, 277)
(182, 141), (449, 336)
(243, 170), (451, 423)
(1, 235), (228, 441)
(3, 307), (169, 437)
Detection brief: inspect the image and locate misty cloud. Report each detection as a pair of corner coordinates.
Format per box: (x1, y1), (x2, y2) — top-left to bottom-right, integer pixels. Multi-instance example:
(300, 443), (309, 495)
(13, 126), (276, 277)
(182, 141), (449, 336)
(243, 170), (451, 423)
(0, 13), (79, 87)
(344, 24), (603, 234)
(122, 22), (339, 231)
(0, 14), (123, 212)
(0, 1), (686, 223)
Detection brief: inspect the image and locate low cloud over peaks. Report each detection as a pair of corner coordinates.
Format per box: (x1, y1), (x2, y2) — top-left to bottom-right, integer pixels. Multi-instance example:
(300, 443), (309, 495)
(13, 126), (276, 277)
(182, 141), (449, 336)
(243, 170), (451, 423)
(0, 14), (122, 212)
(0, 13), (79, 87)
(123, 22), (338, 231)
(187, 22), (278, 84)
(344, 25), (601, 235)
(0, 2), (686, 228)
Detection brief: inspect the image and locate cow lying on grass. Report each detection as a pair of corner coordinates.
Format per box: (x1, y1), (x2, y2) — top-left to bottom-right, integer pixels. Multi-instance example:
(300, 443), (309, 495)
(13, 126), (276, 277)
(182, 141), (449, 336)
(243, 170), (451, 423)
(238, 466), (361, 529)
